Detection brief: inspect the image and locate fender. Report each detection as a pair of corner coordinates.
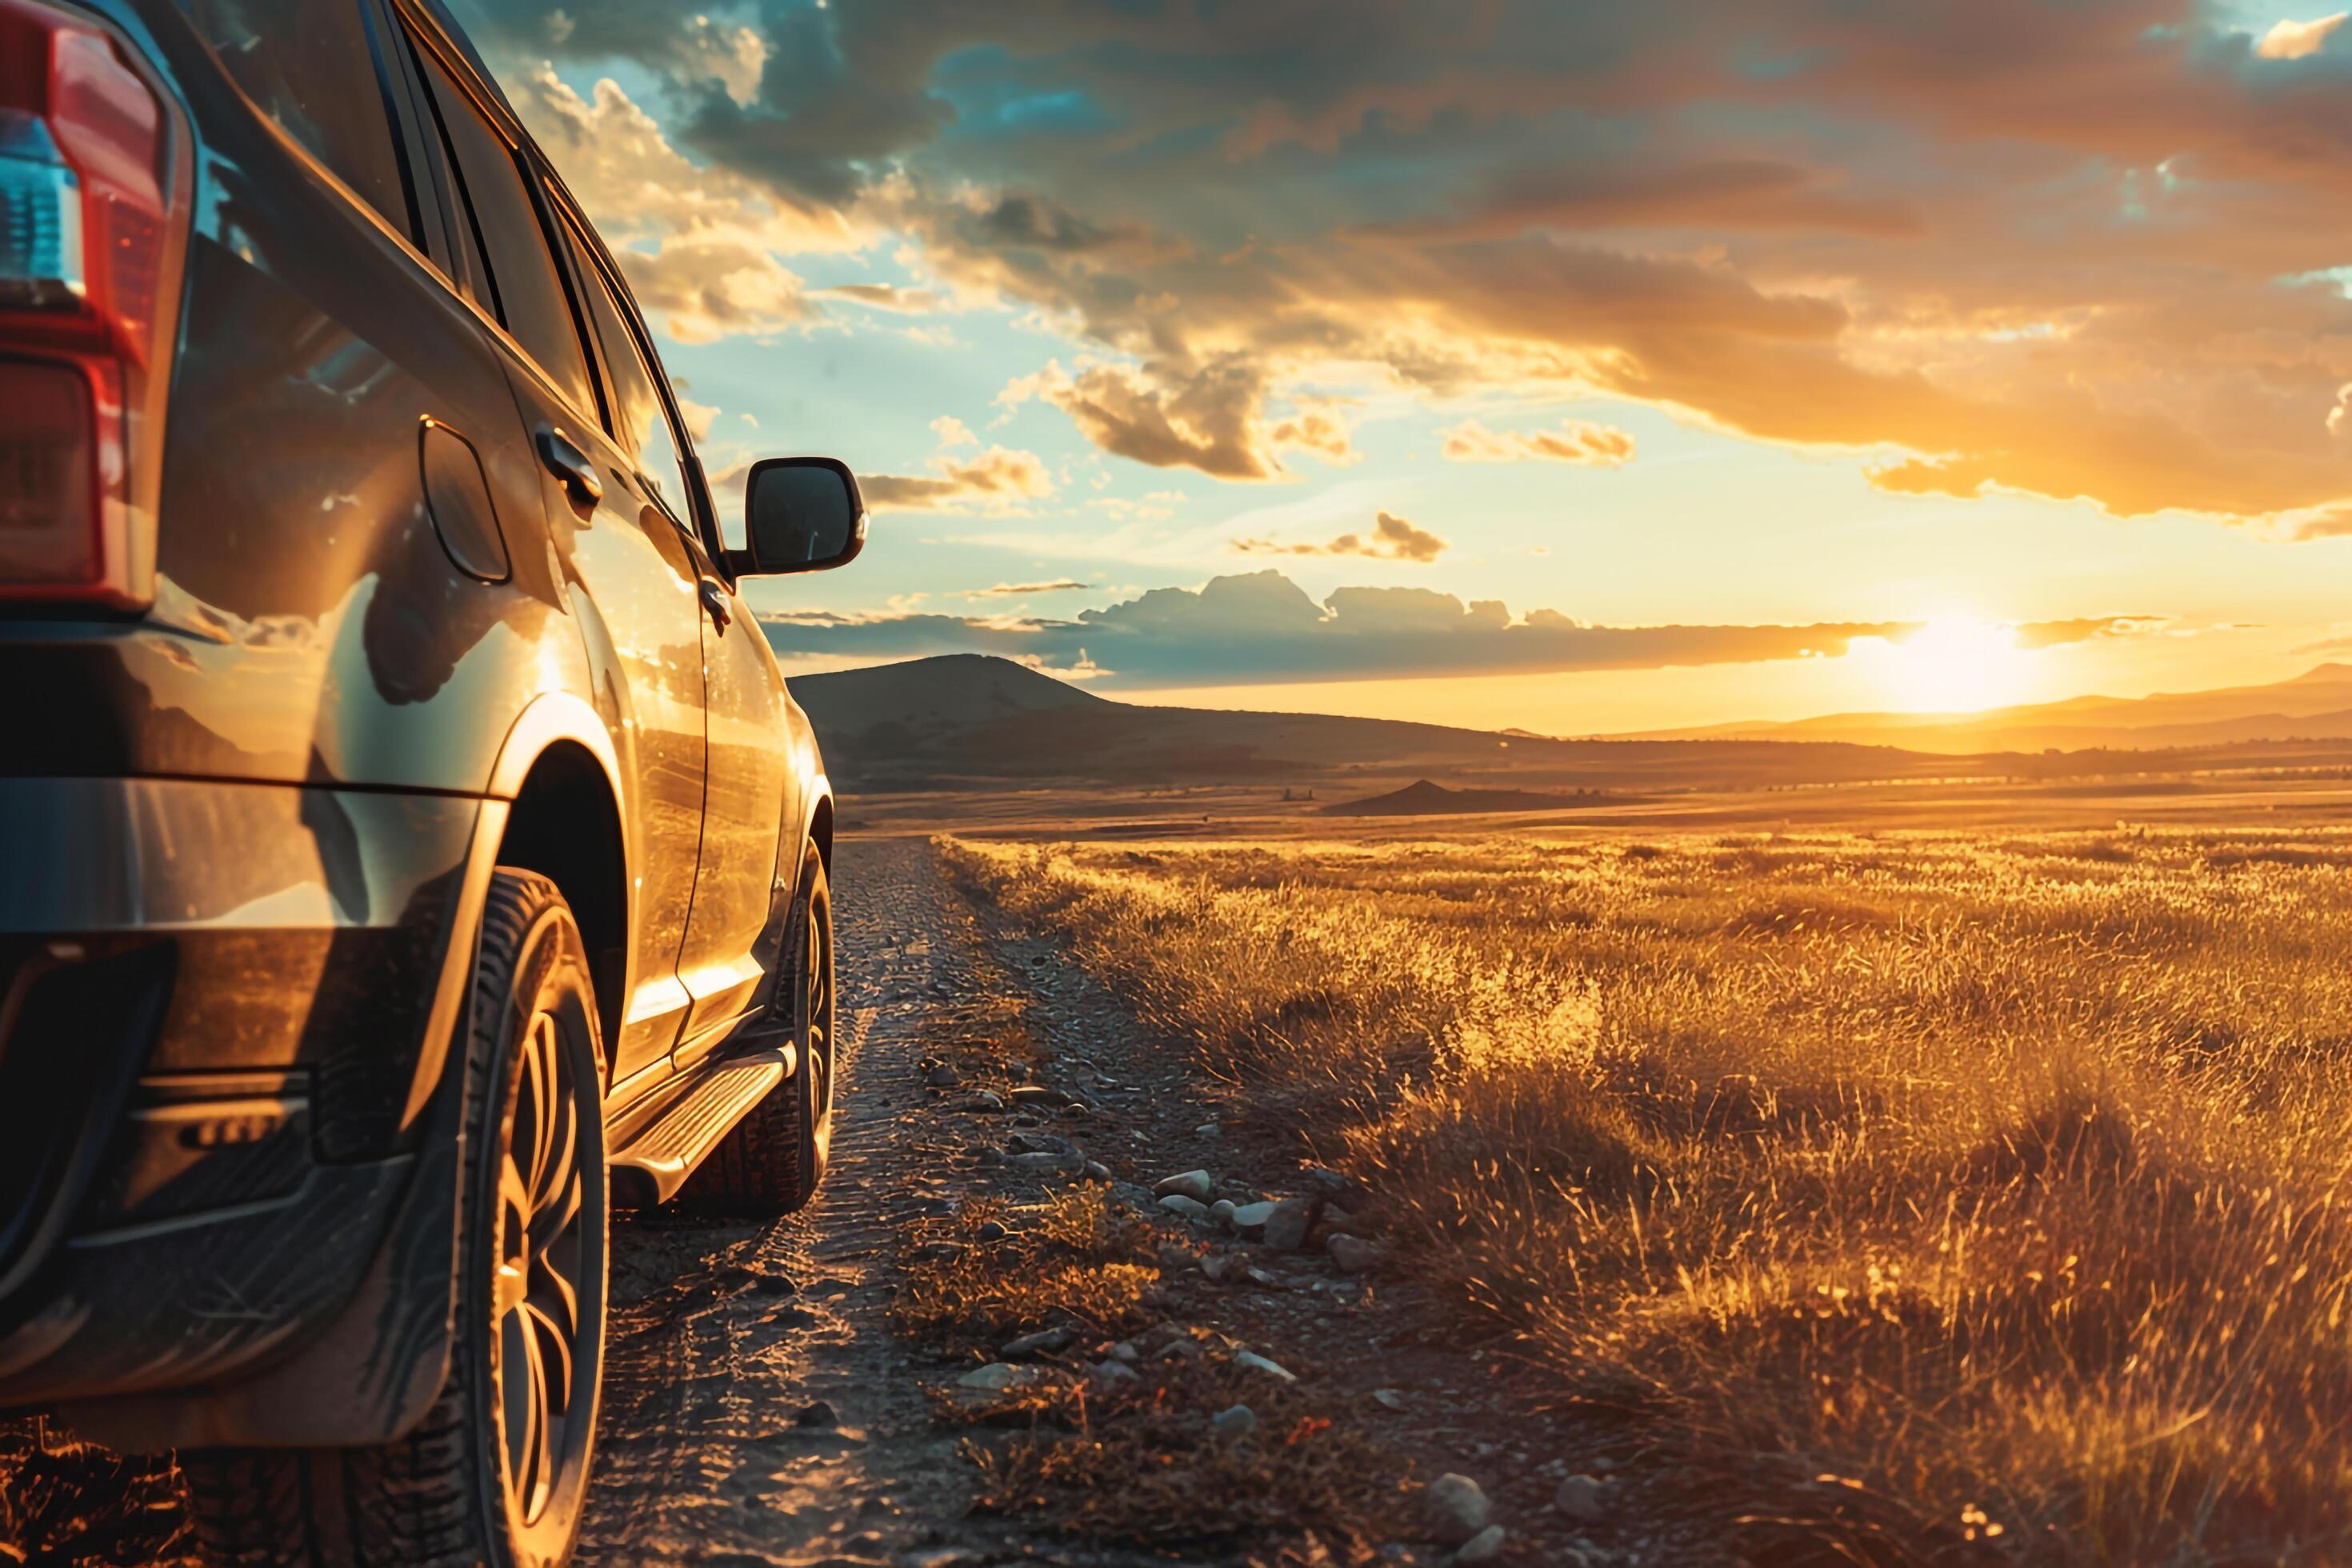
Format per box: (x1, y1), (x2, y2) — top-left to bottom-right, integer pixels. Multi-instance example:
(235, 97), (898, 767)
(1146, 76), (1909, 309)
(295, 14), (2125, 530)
(67, 697), (638, 1450)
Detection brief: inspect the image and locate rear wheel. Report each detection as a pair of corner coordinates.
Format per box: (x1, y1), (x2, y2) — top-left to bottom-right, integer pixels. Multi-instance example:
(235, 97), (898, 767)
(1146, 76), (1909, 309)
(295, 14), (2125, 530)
(679, 843), (834, 1215)
(184, 870), (607, 1568)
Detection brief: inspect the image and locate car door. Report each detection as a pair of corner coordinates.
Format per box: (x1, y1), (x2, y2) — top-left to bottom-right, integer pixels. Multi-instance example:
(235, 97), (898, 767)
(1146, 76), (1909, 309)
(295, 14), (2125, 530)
(402, 26), (707, 1086)
(548, 207), (796, 1061)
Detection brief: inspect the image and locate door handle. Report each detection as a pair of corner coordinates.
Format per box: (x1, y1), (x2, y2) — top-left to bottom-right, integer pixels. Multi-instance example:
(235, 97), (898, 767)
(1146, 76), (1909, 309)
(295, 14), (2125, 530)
(697, 576), (733, 634)
(535, 425), (602, 514)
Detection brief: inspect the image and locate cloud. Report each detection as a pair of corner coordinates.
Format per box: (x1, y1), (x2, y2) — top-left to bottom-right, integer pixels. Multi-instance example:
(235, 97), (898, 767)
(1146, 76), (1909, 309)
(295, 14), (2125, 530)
(1442, 418), (1636, 466)
(2257, 14), (2349, 60)
(968, 580), (1091, 596)
(818, 282), (948, 313)
(860, 422), (1054, 513)
(481, 1), (2352, 525)
(998, 358), (1279, 480)
(757, 569), (2150, 686)
(1234, 510), (1450, 563)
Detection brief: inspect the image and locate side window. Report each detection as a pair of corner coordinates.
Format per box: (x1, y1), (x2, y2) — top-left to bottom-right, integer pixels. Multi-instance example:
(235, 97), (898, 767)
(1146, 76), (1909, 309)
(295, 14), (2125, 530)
(562, 216), (694, 524)
(409, 41), (597, 415)
(187, 0), (412, 234)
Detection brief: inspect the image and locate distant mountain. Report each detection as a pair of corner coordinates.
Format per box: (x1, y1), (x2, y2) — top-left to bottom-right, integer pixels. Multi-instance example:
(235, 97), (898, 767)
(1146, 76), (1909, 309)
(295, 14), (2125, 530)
(1617, 664), (2352, 754)
(782, 653), (1990, 794)
(1321, 779), (1588, 816)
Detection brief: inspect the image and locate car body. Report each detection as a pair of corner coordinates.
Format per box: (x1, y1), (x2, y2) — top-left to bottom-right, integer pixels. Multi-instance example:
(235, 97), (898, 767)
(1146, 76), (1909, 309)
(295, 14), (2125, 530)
(0, 0), (859, 1483)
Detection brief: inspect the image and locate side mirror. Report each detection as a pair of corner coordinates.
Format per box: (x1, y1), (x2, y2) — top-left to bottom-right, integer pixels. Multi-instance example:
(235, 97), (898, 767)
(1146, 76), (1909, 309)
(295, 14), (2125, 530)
(738, 456), (868, 576)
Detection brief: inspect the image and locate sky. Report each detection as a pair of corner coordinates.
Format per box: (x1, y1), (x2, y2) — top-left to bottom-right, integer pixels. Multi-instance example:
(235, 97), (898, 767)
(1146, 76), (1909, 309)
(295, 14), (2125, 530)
(446, 0), (2352, 734)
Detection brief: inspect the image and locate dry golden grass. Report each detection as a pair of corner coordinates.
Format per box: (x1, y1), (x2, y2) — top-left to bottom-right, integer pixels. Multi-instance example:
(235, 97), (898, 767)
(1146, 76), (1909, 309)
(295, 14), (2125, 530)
(944, 826), (2352, 1563)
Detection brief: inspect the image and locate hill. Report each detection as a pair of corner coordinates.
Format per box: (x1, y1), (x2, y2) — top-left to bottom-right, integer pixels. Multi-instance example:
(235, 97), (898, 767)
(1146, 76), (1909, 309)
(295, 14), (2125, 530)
(1622, 664), (2352, 753)
(783, 652), (1990, 794)
(1321, 780), (1590, 816)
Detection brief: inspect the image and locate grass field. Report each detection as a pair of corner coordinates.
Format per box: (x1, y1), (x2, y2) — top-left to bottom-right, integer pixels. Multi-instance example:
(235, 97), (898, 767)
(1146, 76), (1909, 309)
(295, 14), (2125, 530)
(943, 825), (2352, 1562)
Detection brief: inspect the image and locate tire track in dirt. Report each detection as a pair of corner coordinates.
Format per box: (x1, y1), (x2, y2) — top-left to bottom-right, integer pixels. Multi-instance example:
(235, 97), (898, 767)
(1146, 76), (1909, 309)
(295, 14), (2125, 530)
(579, 836), (990, 1568)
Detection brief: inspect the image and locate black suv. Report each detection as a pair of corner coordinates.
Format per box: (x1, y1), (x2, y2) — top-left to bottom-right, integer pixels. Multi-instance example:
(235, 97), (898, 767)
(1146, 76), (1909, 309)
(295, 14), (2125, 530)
(0, 1), (864, 1560)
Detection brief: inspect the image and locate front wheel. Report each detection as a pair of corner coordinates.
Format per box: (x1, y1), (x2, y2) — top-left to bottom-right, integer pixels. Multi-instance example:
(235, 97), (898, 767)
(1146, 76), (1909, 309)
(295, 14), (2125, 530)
(185, 870), (609, 1568)
(680, 843), (834, 1215)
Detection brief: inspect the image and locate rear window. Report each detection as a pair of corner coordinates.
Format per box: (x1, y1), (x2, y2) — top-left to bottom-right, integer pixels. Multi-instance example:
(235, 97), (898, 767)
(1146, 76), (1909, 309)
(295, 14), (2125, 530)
(410, 42), (597, 415)
(186, 0), (413, 235)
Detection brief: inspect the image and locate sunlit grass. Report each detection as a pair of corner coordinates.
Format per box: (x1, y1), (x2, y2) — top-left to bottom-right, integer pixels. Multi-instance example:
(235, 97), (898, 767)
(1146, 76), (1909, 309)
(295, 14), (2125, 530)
(944, 827), (2352, 1561)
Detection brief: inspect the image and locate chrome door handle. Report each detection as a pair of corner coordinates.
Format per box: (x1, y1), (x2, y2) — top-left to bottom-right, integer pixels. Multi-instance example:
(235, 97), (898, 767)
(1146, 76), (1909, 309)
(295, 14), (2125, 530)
(536, 426), (602, 513)
(697, 576), (733, 633)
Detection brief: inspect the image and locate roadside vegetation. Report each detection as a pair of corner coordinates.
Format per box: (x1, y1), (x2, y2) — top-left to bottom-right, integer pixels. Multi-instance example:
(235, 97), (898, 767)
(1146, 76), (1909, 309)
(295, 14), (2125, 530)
(942, 826), (2352, 1562)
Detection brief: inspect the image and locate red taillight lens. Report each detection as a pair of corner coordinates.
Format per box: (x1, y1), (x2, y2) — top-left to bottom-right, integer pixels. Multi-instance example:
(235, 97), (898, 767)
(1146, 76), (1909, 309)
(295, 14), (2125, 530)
(0, 358), (98, 582)
(0, 0), (182, 607)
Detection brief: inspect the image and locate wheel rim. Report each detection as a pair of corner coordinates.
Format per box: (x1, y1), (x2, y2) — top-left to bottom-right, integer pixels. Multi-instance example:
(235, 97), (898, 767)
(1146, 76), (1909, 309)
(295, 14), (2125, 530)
(493, 1006), (586, 1530)
(804, 886), (834, 1122)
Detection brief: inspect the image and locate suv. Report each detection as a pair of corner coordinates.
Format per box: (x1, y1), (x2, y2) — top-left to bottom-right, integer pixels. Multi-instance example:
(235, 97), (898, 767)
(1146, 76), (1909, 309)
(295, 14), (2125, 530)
(0, 1), (863, 1560)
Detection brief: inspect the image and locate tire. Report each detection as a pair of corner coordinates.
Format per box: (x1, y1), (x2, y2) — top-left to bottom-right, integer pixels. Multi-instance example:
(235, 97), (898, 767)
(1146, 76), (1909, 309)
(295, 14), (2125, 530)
(183, 870), (609, 1568)
(679, 843), (834, 1215)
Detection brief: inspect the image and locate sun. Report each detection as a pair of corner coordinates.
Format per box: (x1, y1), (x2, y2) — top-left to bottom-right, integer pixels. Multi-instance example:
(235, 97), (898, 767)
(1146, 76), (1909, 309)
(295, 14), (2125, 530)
(1851, 618), (2038, 714)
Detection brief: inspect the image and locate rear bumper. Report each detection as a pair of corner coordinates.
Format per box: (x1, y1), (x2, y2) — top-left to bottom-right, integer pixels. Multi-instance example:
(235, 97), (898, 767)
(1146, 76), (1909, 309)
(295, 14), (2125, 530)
(0, 775), (498, 1446)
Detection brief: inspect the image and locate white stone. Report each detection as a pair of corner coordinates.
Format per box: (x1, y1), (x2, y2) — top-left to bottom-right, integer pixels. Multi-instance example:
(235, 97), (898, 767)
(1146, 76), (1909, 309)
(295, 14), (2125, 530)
(1454, 1525), (1508, 1564)
(1554, 1474), (1608, 1523)
(1423, 1474), (1491, 1546)
(1233, 1349), (1297, 1383)
(1154, 1170), (1214, 1202)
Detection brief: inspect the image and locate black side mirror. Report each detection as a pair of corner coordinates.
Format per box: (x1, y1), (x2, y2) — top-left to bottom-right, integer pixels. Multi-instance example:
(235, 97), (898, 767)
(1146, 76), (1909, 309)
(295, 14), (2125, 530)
(738, 457), (867, 576)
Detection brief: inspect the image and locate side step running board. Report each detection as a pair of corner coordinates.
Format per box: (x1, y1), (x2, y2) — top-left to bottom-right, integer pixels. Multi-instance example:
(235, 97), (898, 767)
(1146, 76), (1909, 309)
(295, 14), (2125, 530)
(608, 1042), (794, 1206)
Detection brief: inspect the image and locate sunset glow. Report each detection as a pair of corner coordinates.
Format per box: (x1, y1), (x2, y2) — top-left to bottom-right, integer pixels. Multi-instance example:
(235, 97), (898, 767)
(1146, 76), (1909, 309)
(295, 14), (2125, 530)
(1851, 622), (2043, 715)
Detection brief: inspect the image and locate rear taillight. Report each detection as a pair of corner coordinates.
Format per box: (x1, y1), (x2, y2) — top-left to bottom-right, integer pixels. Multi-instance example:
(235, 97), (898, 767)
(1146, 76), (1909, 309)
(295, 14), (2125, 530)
(0, 0), (184, 609)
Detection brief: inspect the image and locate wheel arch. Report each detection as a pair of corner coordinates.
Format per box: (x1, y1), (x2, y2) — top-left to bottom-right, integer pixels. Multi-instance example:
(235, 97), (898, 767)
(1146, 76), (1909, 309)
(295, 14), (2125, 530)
(486, 697), (631, 1074)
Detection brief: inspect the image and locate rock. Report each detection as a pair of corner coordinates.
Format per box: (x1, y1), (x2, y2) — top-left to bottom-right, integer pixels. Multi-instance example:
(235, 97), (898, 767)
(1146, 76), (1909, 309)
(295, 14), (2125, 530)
(794, 1399), (838, 1428)
(1002, 1326), (1073, 1358)
(1453, 1525), (1507, 1564)
(1263, 1198), (1314, 1250)
(1210, 1198), (1239, 1228)
(1200, 1252), (1240, 1282)
(1423, 1474), (1492, 1546)
(1328, 1234), (1382, 1274)
(1007, 1132), (1079, 1158)
(1196, 1122), (1221, 1137)
(1011, 1084), (1074, 1108)
(1154, 1170), (1214, 1202)
(1107, 1341), (1141, 1362)
(898, 1550), (984, 1568)
(1370, 1388), (1405, 1410)
(1158, 1194), (1210, 1219)
(1210, 1404), (1258, 1438)
(1084, 1161), (1113, 1182)
(973, 1220), (1010, 1242)
(1090, 1359), (1138, 1390)
(950, 1090), (1006, 1113)
(1553, 1474), (1608, 1523)
(1245, 1266), (1286, 1288)
(1156, 1242), (1198, 1272)
(1226, 1200), (1279, 1232)
(1009, 1150), (1079, 1174)
(956, 1363), (1038, 1393)
(925, 1062), (963, 1088)
(1233, 1349), (1297, 1382)
(1301, 1164), (1358, 1198)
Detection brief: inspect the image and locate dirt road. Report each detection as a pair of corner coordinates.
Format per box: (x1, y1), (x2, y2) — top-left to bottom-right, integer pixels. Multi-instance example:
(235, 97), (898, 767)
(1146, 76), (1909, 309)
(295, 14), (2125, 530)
(576, 836), (1642, 1568)
(576, 835), (998, 1567)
